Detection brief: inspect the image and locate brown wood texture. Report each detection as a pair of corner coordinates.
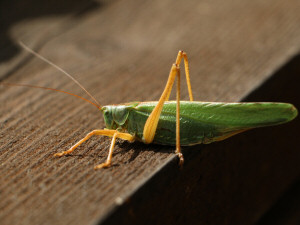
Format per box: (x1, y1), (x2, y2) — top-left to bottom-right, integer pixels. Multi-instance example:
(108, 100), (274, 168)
(0, 0), (299, 224)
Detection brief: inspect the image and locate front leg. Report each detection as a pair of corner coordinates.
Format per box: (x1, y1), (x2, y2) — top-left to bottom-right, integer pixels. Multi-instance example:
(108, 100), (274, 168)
(54, 129), (135, 169)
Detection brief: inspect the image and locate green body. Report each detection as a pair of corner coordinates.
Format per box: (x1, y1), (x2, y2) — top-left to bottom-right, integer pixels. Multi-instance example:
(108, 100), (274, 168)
(102, 101), (298, 146)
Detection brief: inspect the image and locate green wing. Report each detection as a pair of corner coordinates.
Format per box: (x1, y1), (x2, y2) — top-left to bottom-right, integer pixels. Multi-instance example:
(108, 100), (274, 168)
(129, 101), (298, 145)
(179, 101), (297, 128)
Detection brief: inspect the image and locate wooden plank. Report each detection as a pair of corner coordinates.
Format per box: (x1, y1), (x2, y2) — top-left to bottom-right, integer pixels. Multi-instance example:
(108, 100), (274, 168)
(0, 0), (299, 224)
(99, 54), (300, 225)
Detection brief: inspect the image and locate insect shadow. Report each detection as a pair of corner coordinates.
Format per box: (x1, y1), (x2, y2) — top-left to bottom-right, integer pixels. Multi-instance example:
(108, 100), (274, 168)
(62, 138), (175, 166)
(116, 141), (175, 163)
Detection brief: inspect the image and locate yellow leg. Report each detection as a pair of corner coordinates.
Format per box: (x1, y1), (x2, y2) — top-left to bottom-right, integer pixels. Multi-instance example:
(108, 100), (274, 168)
(175, 65), (183, 165)
(143, 51), (194, 166)
(94, 131), (118, 169)
(54, 129), (135, 169)
(175, 51), (194, 101)
(143, 64), (178, 144)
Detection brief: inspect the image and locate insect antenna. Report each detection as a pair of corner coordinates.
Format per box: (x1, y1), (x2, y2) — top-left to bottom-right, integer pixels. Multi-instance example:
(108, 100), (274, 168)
(19, 41), (102, 109)
(1, 83), (101, 110)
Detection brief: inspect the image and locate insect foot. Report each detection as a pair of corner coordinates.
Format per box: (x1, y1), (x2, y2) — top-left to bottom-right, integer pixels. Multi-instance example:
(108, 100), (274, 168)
(94, 162), (111, 170)
(176, 152), (184, 167)
(53, 151), (70, 157)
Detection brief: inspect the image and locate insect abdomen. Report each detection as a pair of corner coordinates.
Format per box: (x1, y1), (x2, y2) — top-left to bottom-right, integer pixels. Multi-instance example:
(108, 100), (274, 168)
(127, 101), (297, 146)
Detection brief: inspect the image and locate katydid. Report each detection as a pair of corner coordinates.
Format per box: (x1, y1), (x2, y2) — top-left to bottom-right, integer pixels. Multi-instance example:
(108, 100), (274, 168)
(2, 44), (298, 169)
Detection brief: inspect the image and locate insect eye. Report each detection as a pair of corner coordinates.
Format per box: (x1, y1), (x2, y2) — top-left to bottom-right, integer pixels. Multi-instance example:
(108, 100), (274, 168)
(103, 109), (114, 129)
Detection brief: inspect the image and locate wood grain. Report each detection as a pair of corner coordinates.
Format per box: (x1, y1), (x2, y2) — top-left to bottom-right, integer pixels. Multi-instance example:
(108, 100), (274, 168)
(0, 0), (299, 224)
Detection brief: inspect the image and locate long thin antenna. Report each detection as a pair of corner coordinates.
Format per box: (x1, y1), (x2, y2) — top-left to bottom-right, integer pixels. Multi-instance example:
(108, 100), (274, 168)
(19, 41), (102, 108)
(1, 83), (101, 110)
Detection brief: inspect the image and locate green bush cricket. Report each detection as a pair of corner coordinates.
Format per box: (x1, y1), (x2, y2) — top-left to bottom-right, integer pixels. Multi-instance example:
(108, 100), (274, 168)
(2, 43), (298, 169)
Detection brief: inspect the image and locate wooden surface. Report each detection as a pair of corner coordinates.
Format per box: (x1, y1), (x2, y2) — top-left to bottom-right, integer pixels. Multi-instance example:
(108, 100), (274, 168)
(0, 0), (299, 224)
